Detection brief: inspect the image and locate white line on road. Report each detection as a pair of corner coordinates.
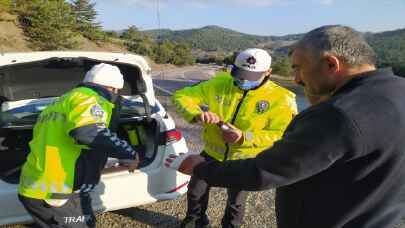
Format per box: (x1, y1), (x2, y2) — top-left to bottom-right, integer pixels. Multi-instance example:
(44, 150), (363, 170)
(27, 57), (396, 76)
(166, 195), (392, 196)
(153, 84), (173, 96)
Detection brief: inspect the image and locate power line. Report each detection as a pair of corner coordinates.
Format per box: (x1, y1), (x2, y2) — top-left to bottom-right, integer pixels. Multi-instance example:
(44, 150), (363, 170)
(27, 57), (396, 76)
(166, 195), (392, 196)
(155, 0), (170, 108)
(156, 0), (161, 43)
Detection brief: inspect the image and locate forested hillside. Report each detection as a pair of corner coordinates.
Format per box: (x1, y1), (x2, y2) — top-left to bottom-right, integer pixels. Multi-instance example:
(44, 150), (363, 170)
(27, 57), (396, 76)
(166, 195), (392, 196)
(367, 29), (405, 76)
(144, 25), (405, 76)
(144, 25), (272, 51)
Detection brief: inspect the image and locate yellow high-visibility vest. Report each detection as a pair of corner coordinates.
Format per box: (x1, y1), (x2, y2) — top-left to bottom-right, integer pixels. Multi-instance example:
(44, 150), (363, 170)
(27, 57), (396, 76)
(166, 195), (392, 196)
(173, 72), (297, 161)
(19, 87), (114, 199)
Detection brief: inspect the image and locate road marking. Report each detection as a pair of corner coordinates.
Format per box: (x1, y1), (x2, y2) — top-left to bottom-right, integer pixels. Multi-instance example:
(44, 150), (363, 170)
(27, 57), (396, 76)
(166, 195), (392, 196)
(154, 84), (173, 96)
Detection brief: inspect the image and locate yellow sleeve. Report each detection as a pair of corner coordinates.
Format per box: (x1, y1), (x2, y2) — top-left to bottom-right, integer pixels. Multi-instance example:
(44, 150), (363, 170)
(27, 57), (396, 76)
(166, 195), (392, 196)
(172, 79), (213, 123)
(241, 92), (298, 148)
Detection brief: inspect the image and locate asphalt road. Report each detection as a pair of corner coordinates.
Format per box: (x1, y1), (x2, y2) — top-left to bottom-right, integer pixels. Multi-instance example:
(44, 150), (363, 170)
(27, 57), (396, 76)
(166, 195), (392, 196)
(152, 64), (218, 95)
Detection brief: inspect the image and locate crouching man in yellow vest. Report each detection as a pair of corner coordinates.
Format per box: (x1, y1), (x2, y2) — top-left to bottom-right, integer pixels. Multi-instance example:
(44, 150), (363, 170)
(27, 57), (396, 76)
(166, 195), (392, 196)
(18, 63), (139, 228)
(173, 48), (298, 228)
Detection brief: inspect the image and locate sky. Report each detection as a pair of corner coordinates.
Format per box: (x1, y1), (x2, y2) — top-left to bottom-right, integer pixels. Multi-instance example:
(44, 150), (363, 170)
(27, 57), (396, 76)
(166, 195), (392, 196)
(95, 0), (405, 36)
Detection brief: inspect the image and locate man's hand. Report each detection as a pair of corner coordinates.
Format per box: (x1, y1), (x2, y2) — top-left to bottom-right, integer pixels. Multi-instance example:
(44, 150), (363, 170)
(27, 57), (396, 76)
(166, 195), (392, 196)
(196, 111), (221, 124)
(165, 154), (206, 175)
(120, 153), (139, 172)
(221, 123), (243, 144)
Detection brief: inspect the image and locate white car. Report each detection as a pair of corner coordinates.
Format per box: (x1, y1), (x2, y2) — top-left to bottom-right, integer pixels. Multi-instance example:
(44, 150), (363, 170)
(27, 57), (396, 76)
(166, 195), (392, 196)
(0, 52), (190, 226)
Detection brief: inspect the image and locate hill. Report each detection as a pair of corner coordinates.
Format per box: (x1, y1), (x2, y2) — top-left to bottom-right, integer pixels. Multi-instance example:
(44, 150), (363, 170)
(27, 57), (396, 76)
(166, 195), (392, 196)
(143, 25), (405, 76)
(144, 25), (273, 51)
(144, 25), (405, 55)
(0, 11), (127, 53)
(0, 12), (30, 52)
(366, 28), (405, 67)
(143, 25), (307, 52)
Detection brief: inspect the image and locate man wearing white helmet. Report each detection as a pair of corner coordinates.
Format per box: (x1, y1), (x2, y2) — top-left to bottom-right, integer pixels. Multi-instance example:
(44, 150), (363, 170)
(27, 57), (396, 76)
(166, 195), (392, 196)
(173, 48), (297, 227)
(18, 63), (139, 228)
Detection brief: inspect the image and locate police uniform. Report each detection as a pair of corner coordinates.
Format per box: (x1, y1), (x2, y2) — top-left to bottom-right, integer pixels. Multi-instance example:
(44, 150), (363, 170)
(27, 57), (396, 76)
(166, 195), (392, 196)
(173, 72), (297, 227)
(18, 83), (137, 228)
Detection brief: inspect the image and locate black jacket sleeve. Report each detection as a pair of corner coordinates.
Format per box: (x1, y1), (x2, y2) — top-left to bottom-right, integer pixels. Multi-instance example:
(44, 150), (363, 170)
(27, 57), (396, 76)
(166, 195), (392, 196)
(69, 123), (136, 159)
(194, 105), (361, 191)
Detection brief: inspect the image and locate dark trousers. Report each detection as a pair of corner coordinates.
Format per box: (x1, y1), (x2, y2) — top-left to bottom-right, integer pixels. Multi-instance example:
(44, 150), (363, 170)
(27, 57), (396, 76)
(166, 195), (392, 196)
(18, 193), (96, 228)
(182, 153), (248, 228)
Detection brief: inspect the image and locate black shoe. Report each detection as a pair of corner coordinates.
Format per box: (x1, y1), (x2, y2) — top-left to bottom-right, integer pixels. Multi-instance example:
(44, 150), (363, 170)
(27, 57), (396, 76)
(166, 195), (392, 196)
(180, 216), (210, 228)
(221, 223), (241, 228)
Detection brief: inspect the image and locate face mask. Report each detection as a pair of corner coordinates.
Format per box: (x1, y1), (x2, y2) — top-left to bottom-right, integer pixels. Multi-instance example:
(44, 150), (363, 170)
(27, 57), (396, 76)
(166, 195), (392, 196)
(234, 79), (262, 90)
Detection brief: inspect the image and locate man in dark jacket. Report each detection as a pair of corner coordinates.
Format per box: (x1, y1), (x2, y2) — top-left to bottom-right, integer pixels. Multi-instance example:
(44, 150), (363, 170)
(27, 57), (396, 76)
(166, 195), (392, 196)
(166, 25), (405, 228)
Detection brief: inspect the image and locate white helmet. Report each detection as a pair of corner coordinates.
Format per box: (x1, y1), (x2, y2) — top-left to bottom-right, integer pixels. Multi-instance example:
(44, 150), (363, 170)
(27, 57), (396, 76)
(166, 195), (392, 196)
(231, 48), (272, 81)
(83, 63), (124, 89)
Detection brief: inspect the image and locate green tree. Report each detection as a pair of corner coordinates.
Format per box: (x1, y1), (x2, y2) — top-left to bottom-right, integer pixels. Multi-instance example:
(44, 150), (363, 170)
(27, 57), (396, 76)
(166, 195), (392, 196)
(272, 57), (293, 77)
(71, 0), (97, 27)
(19, 0), (78, 50)
(82, 26), (106, 42)
(11, 0), (31, 12)
(0, 0), (12, 12)
(121, 25), (141, 41)
(153, 41), (175, 64)
(71, 0), (105, 42)
(367, 29), (405, 77)
(393, 64), (405, 77)
(127, 36), (155, 58)
(122, 25), (156, 58)
(223, 52), (237, 66)
(105, 30), (120, 39)
(122, 26), (195, 65)
(171, 43), (195, 65)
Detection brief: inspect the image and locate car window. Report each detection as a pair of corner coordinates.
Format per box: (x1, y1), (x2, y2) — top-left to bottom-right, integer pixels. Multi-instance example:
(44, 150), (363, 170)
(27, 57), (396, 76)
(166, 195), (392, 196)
(120, 96), (161, 117)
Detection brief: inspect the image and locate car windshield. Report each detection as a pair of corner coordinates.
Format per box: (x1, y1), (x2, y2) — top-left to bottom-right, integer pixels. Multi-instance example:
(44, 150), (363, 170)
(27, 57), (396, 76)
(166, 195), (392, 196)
(0, 96), (159, 128)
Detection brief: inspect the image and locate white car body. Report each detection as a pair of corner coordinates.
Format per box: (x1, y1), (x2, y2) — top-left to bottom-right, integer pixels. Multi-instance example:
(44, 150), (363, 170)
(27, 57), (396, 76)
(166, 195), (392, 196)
(0, 52), (190, 226)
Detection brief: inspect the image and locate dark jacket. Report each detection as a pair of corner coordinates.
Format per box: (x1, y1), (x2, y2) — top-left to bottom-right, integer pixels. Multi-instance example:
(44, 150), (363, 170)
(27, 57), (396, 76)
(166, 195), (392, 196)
(194, 69), (405, 228)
